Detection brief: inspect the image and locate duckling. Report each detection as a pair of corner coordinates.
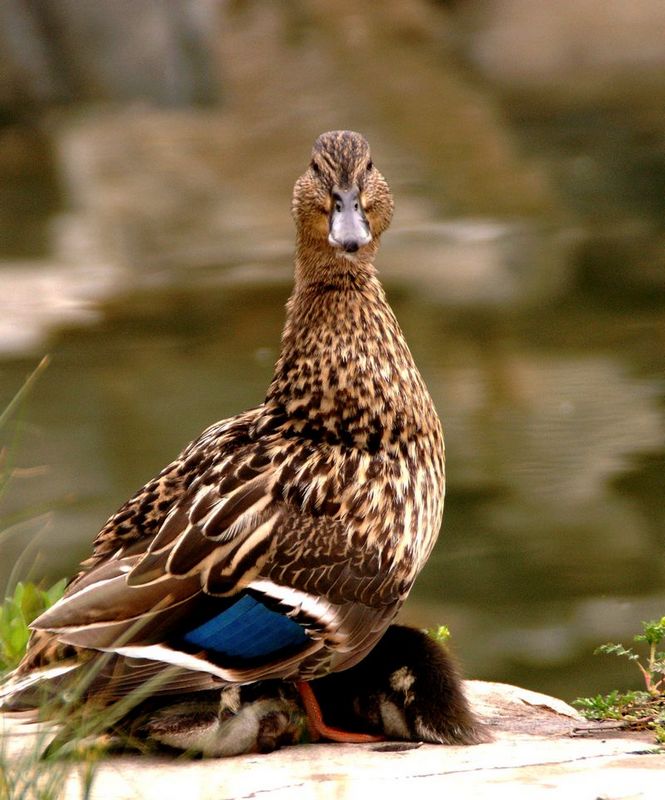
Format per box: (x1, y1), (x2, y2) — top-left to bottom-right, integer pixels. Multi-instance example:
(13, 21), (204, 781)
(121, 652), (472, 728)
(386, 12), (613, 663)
(140, 625), (486, 756)
(1, 131), (446, 746)
(137, 683), (305, 757)
(309, 624), (486, 746)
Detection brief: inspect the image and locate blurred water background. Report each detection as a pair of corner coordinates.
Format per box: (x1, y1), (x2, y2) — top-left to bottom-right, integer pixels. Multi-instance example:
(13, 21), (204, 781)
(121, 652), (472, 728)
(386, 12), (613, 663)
(1, 0), (664, 701)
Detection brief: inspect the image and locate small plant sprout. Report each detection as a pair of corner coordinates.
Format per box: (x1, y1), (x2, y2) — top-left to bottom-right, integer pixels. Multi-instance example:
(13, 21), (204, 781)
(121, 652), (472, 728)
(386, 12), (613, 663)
(574, 617), (665, 741)
(0, 580), (67, 674)
(426, 625), (451, 645)
(595, 617), (665, 696)
(573, 689), (651, 721)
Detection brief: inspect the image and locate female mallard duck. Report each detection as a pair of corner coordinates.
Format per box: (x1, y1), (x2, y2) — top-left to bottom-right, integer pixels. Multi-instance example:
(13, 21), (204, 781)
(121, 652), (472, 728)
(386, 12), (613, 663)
(1, 131), (446, 745)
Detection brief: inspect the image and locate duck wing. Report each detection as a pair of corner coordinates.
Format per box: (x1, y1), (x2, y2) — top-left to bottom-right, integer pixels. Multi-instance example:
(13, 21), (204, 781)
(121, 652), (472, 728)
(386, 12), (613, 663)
(31, 427), (401, 689)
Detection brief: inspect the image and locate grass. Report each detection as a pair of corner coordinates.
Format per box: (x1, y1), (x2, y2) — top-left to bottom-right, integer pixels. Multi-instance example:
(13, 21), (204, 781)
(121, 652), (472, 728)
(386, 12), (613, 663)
(0, 358), (101, 800)
(574, 617), (665, 743)
(0, 360), (202, 797)
(0, 723), (98, 800)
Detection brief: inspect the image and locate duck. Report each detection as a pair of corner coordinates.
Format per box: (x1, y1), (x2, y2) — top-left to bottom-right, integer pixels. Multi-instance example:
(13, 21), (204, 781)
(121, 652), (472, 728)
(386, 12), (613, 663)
(137, 625), (487, 757)
(1, 131), (446, 747)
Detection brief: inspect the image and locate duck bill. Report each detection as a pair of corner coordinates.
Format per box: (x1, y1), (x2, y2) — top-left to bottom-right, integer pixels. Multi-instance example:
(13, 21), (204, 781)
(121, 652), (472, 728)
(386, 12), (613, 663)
(328, 187), (372, 253)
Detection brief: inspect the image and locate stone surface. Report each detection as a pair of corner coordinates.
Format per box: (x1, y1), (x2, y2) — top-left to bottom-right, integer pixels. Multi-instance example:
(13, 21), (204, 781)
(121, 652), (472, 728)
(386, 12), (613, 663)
(2, 681), (663, 800)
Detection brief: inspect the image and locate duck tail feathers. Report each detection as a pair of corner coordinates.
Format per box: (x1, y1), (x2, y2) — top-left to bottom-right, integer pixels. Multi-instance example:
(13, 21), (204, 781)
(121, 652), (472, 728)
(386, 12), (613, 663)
(0, 662), (81, 711)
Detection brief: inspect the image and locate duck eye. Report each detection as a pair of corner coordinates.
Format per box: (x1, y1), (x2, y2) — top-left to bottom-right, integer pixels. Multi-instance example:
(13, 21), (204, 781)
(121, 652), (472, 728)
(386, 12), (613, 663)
(366, 160), (373, 172)
(311, 161), (320, 174)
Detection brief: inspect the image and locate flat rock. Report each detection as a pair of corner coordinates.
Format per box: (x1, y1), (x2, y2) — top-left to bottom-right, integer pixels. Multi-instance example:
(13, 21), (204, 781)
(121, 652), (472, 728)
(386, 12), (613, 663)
(2, 680), (663, 799)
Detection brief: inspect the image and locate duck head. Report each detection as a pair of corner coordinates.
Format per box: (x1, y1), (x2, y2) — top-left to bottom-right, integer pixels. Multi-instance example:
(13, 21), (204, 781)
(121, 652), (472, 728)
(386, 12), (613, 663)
(292, 131), (394, 261)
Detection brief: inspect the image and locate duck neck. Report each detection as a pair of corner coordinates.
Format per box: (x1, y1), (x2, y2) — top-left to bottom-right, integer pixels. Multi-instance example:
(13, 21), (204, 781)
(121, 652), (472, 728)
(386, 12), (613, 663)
(263, 246), (437, 453)
(291, 234), (379, 288)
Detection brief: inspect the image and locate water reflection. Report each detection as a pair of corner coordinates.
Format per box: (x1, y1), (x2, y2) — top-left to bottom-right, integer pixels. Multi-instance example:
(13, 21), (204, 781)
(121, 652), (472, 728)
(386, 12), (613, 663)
(1, 285), (663, 700)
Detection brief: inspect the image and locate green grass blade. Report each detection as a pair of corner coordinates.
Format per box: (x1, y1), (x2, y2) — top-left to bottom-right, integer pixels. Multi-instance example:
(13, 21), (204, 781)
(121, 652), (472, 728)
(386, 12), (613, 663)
(0, 356), (50, 431)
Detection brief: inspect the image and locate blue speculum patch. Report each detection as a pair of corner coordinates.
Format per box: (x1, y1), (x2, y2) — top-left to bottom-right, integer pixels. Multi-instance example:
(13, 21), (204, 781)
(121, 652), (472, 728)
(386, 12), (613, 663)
(182, 594), (309, 659)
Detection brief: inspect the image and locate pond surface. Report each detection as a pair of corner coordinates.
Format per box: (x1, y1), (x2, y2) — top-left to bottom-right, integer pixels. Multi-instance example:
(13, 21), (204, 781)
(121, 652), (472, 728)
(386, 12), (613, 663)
(2, 276), (664, 702)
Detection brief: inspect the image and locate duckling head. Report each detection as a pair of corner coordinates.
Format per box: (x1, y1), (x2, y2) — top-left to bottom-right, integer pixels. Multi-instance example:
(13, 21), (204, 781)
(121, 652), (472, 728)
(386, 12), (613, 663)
(292, 131), (394, 260)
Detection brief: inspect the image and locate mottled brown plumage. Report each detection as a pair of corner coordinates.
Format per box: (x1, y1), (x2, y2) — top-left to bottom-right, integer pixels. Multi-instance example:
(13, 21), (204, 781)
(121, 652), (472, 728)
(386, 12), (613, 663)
(2, 132), (445, 721)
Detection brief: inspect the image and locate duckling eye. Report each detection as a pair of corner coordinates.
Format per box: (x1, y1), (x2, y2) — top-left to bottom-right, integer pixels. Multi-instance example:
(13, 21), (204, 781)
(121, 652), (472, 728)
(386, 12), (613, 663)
(310, 161), (320, 174)
(366, 160), (373, 172)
